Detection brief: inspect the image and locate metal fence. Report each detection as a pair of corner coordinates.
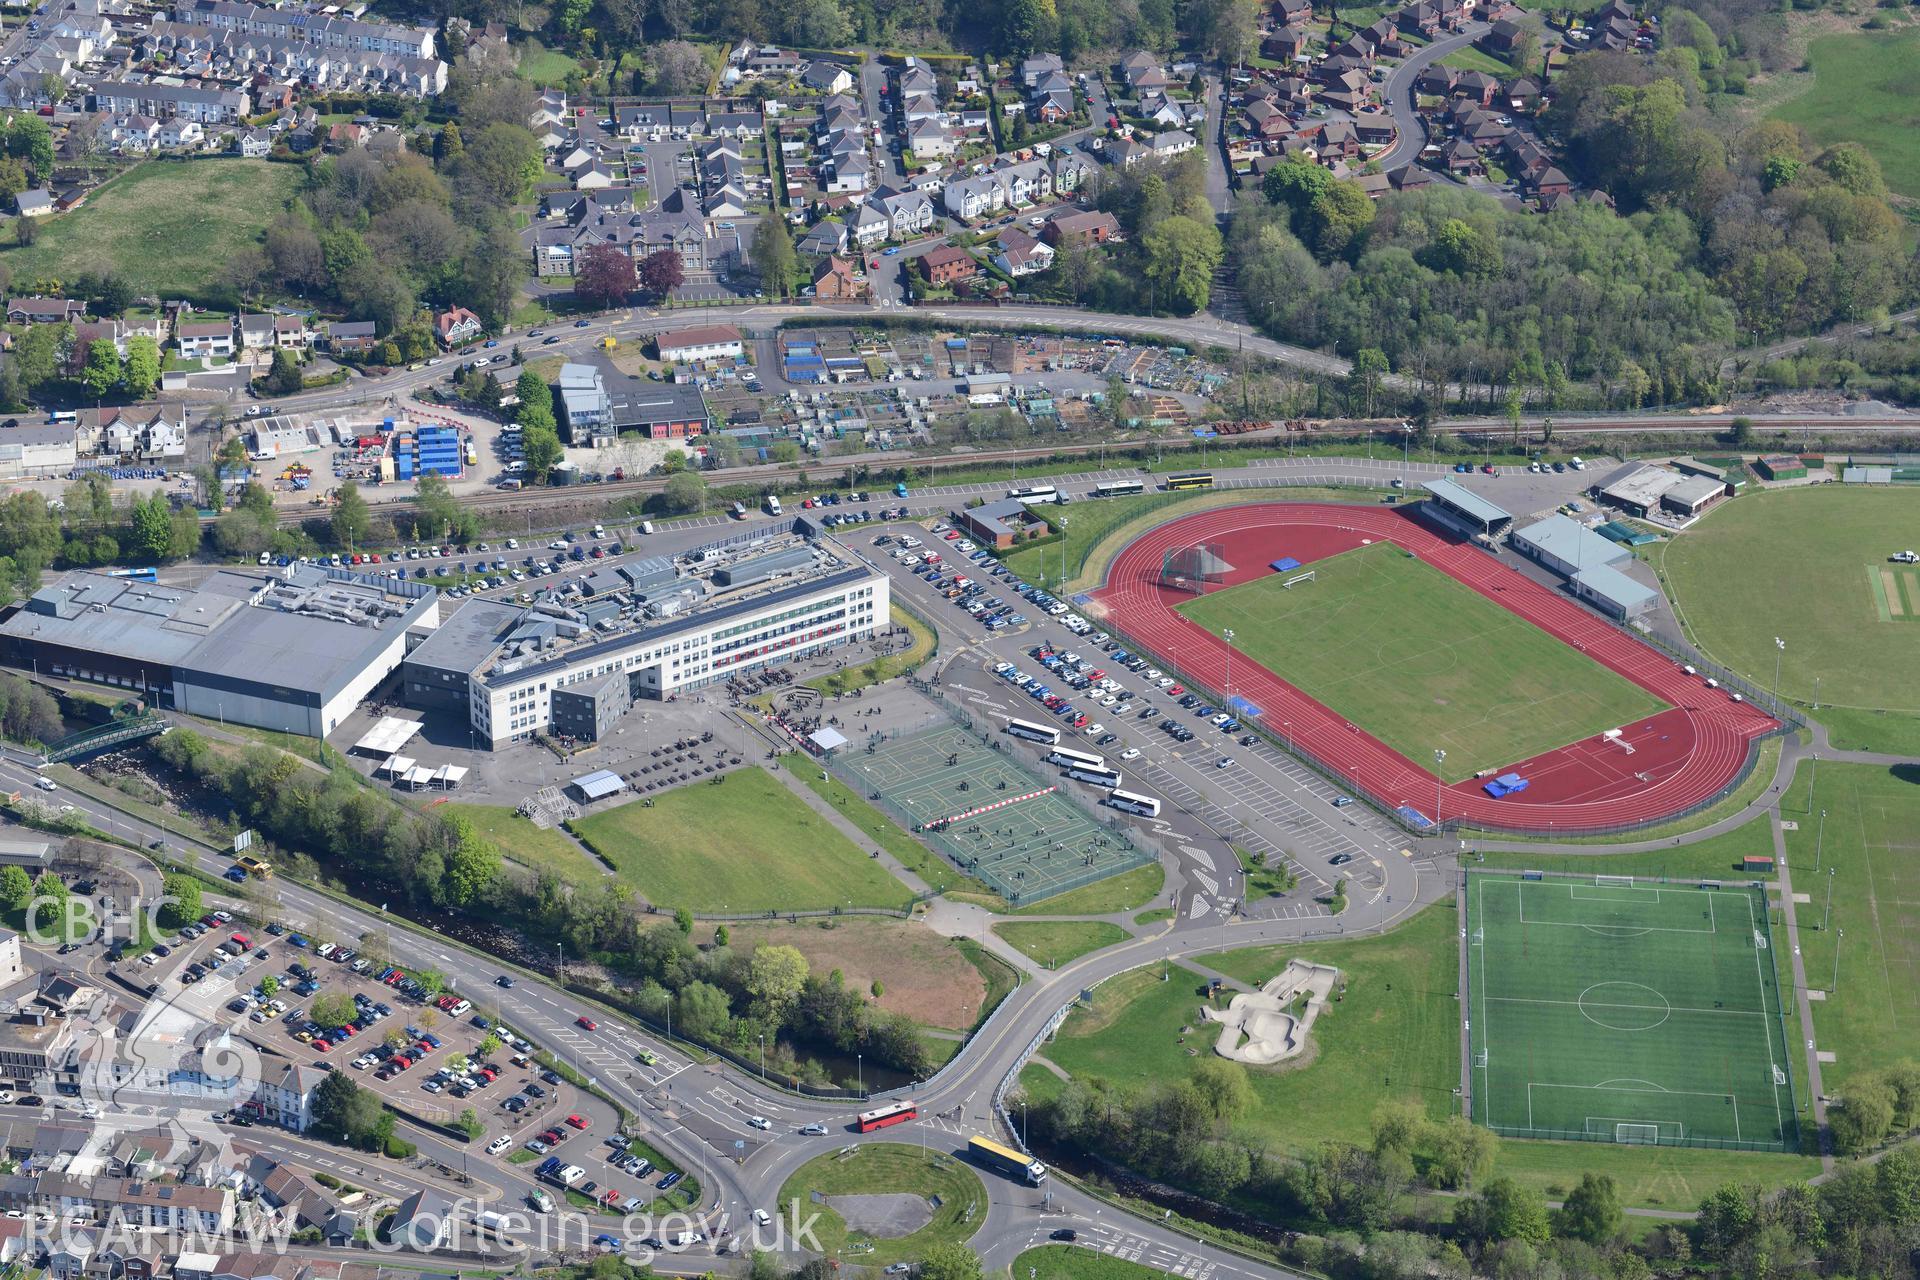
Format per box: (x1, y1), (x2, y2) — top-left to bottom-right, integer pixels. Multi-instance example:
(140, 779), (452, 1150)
(909, 679), (1161, 902)
(1476, 1124), (1797, 1154)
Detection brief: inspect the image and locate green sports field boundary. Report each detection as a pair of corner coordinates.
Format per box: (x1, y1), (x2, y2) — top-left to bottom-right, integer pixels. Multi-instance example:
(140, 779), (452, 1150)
(1463, 868), (1800, 1154)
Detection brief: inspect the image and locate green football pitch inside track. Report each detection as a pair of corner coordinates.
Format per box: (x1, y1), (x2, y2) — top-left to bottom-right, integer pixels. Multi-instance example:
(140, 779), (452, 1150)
(1175, 543), (1668, 780)
(1465, 872), (1798, 1152)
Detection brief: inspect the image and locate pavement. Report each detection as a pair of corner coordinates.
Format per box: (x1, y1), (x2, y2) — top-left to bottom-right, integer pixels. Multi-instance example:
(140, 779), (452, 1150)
(1374, 24), (1489, 172)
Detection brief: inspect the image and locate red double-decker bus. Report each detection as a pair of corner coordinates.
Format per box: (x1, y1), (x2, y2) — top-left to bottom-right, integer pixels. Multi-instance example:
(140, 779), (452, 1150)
(856, 1100), (918, 1132)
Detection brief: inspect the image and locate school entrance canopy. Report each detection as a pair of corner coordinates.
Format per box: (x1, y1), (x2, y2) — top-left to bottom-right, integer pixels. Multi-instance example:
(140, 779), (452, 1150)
(354, 716), (424, 756)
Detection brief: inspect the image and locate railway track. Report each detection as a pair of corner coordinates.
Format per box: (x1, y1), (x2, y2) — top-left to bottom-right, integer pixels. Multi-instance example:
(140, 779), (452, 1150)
(255, 412), (1920, 529)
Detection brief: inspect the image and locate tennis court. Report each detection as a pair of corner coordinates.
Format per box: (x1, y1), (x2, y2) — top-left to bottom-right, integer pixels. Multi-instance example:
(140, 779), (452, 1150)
(1465, 871), (1798, 1152)
(836, 723), (1153, 905)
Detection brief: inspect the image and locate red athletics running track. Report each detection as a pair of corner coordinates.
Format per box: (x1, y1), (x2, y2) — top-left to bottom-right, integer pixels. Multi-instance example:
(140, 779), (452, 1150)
(1085, 503), (1779, 833)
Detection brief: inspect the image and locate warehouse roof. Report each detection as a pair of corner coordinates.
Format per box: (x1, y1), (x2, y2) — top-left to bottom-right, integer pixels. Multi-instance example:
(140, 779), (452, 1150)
(1572, 563), (1656, 613)
(1600, 464), (1682, 510)
(1513, 514), (1629, 572)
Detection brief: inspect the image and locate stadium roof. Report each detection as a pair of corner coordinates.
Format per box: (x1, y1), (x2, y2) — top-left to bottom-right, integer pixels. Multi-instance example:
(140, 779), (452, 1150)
(1513, 514), (1629, 571)
(1419, 478), (1511, 526)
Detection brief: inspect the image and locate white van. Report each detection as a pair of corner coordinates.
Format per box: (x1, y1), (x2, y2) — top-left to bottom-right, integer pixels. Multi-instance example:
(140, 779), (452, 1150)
(639, 520), (655, 535)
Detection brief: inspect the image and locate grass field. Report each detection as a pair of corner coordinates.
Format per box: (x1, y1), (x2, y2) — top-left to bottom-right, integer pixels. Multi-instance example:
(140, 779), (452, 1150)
(1770, 27), (1920, 199)
(0, 160), (304, 299)
(1466, 872), (1797, 1150)
(1440, 44), (1518, 74)
(716, 917), (989, 1032)
(1778, 761), (1920, 1090)
(775, 1144), (985, 1265)
(1014, 1246), (1164, 1280)
(1473, 810), (1778, 882)
(1040, 907), (1460, 1156)
(1658, 486), (1920, 752)
(569, 769), (912, 912)
(808, 606), (936, 698)
(1236, 845), (1296, 901)
(780, 753), (1002, 904)
(440, 803), (604, 882)
(1177, 543), (1667, 780)
(993, 920), (1129, 967)
(1006, 860), (1165, 916)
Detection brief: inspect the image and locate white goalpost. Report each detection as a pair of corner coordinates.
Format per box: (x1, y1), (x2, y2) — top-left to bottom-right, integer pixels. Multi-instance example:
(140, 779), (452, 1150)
(1595, 874), (1634, 888)
(1282, 571), (1316, 589)
(1614, 1123), (1661, 1145)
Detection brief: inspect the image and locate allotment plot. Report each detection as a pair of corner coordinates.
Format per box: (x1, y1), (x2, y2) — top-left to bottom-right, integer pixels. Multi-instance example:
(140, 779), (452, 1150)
(1465, 871), (1798, 1152)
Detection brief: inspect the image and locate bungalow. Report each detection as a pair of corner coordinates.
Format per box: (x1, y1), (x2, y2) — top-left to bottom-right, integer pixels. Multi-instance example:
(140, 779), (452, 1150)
(9, 297), (85, 326)
(801, 61), (853, 95)
(435, 307), (483, 348)
(176, 320), (235, 359)
(656, 325), (744, 362)
(812, 255), (864, 300)
(708, 111), (763, 139)
(1150, 130), (1196, 160)
(919, 244), (978, 287)
(993, 227), (1054, 278)
(575, 161), (617, 190)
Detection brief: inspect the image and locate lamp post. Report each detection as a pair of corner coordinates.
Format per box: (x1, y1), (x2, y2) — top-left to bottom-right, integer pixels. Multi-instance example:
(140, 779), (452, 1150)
(1823, 865), (1836, 932)
(856, 1053), (862, 1095)
(1773, 636), (1785, 705)
(1433, 749), (1445, 826)
(758, 1032), (765, 1081)
(1831, 927), (1844, 993)
(1222, 629), (1234, 708)
(1815, 807), (1826, 873)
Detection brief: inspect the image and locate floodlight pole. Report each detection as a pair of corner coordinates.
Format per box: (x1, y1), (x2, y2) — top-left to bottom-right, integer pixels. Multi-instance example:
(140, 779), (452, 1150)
(1773, 636), (1784, 706)
(1815, 807), (1826, 873)
(1222, 629), (1234, 707)
(1831, 927), (1843, 993)
(1433, 749), (1445, 826)
(1822, 866), (1836, 932)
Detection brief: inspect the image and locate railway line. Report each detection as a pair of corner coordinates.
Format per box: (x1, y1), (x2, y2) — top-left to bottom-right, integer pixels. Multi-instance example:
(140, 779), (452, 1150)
(253, 411), (1919, 530)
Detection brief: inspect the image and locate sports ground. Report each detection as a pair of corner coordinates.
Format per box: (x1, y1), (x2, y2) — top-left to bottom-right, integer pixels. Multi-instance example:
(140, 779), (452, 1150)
(834, 723), (1154, 905)
(1178, 543), (1666, 781)
(1086, 503), (1780, 832)
(1464, 871), (1797, 1151)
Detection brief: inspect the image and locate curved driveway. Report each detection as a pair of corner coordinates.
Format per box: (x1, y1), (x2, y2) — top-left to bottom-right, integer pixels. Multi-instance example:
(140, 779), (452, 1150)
(1375, 24), (1489, 173)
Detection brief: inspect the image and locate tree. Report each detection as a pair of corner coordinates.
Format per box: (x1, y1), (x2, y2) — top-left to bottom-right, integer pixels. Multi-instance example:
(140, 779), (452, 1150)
(412, 473), (460, 540)
(1291, 1142), (1398, 1230)
(745, 944), (809, 1024)
(1423, 1113), (1496, 1190)
(1347, 347), (1389, 417)
(998, 0), (1056, 54)
(646, 41), (711, 95)
(331, 481), (370, 549)
(1455, 1176), (1550, 1245)
(637, 249), (686, 299)
(0, 865), (30, 912)
(575, 243), (637, 309)
(1556, 1172), (1623, 1243)
(311, 992), (358, 1028)
(674, 980), (732, 1041)
(918, 1245), (982, 1280)
(158, 871), (203, 932)
(441, 815), (501, 907)
(662, 471), (707, 514)
(123, 336), (161, 400)
(80, 340), (122, 399)
(1141, 215), (1224, 314)
(260, 973), (280, 1000)
(1828, 1077), (1897, 1154)
(1506, 29), (1539, 74)
(128, 495), (175, 564)
(521, 424), (563, 482)
(751, 218), (796, 298)
(516, 370), (555, 433)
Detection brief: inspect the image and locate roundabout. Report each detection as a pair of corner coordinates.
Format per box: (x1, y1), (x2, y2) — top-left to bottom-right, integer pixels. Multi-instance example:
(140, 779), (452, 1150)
(776, 1143), (987, 1266)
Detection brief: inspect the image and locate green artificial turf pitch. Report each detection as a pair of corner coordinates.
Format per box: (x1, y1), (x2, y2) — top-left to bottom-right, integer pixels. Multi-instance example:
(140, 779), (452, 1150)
(1176, 542), (1667, 780)
(1465, 872), (1797, 1151)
